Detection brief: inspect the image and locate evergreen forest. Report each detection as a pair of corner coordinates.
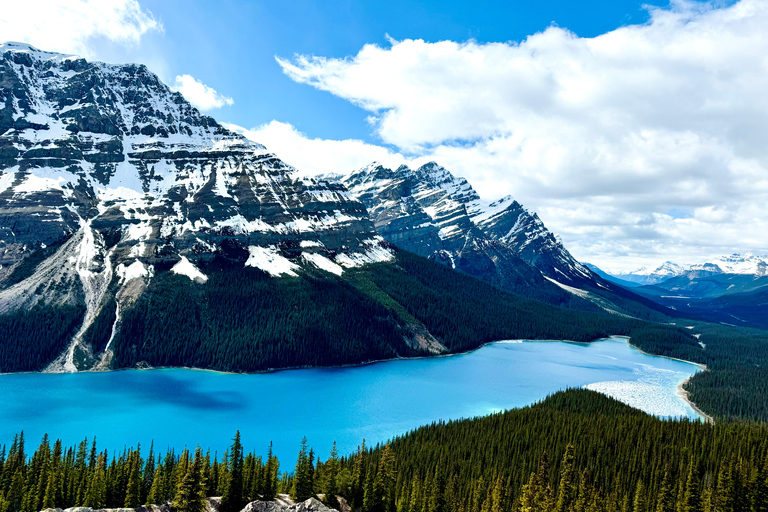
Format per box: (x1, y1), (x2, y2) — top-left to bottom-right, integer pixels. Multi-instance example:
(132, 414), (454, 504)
(1, 390), (767, 512)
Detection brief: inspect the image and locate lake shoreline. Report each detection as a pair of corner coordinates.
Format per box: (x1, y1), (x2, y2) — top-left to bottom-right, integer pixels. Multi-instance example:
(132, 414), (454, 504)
(676, 377), (714, 423)
(0, 335), (705, 462)
(4, 336), (598, 377)
(3, 334), (713, 422)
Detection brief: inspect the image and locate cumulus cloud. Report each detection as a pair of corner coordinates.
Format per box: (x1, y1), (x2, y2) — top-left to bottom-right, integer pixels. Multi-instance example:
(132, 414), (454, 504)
(172, 75), (234, 111)
(226, 121), (407, 175)
(0, 0), (162, 57)
(275, 0), (768, 271)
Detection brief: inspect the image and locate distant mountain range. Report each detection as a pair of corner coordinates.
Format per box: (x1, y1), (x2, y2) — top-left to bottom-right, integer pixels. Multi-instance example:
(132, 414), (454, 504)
(589, 254), (768, 328)
(603, 254), (768, 286)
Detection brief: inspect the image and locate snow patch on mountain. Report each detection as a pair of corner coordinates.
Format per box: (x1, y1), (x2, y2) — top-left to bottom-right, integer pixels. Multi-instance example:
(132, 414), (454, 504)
(246, 246), (299, 277)
(302, 252), (344, 275)
(171, 256), (208, 283)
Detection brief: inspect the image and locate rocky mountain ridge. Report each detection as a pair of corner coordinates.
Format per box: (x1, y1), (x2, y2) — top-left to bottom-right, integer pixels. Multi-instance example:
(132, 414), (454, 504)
(329, 161), (653, 315)
(0, 42), (394, 372)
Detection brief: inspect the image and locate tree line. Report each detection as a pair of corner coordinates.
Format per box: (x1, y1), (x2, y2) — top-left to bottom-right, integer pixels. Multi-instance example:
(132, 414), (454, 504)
(1, 390), (767, 512)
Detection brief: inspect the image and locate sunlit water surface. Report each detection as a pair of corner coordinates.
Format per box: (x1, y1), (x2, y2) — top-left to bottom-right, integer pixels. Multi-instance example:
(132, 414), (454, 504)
(0, 336), (702, 463)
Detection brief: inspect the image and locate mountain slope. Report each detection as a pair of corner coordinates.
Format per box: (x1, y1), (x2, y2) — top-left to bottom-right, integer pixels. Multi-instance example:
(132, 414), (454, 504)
(0, 42), (397, 371)
(334, 162), (676, 320)
(340, 162), (594, 286)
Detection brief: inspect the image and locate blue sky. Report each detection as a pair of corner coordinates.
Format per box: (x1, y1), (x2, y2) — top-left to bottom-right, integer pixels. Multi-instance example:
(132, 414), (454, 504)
(132, 0), (694, 143)
(3, 0), (766, 271)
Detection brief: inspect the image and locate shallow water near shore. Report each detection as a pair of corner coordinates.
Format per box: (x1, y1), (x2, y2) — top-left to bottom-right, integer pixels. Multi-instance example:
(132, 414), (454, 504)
(0, 336), (702, 463)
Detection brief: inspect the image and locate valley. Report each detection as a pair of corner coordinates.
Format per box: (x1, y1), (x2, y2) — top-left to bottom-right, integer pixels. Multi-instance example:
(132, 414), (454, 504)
(0, 31), (767, 512)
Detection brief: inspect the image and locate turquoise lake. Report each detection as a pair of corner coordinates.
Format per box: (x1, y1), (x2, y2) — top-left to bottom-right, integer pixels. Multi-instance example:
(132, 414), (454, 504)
(0, 336), (702, 465)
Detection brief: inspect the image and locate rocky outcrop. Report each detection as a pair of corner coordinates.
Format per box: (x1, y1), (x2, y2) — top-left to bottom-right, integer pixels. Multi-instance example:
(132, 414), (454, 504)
(242, 497), (335, 512)
(41, 497), (336, 512)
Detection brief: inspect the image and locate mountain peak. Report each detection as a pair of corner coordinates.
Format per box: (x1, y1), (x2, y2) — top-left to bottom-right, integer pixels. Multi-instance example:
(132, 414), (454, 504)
(336, 160), (593, 288)
(0, 43), (395, 371)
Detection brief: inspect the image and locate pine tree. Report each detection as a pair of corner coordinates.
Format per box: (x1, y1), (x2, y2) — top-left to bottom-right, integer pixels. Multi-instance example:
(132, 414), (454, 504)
(291, 437), (313, 502)
(556, 445), (576, 512)
(679, 459), (701, 512)
(124, 449), (142, 508)
(633, 480), (647, 512)
(324, 442), (339, 507)
(221, 432), (244, 512)
(174, 447), (207, 512)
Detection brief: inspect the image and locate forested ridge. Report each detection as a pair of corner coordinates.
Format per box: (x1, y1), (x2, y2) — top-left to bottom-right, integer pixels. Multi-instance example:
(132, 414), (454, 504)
(109, 251), (694, 372)
(0, 390), (766, 512)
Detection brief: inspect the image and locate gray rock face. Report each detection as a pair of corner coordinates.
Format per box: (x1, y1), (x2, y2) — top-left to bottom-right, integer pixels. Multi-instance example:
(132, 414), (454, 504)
(241, 497), (334, 512)
(0, 42), (394, 372)
(41, 505), (170, 512)
(339, 161), (597, 296)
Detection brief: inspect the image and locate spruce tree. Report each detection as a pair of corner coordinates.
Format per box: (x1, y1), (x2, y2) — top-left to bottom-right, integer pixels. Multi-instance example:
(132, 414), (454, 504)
(124, 450), (142, 508)
(680, 459), (701, 512)
(291, 437), (313, 502)
(221, 432), (244, 512)
(352, 440), (367, 509)
(633, 480), (647, 512)
(143, 442), (155, 504)
(147, 464), (164, 505)
(655, 468), (673, 512)
(324, 442), (339, 507)
(556, 445), (576, 512)
(262, 442), (278, 501)
(491, 476), (506, 512)
(84, 454), (107, 509)
(173, 447), (207, 512)
(408, 474), (422, 512)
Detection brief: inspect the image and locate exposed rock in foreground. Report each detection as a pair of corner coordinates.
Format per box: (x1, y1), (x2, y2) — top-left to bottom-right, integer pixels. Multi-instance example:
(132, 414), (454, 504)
(41, 496), (338, 512)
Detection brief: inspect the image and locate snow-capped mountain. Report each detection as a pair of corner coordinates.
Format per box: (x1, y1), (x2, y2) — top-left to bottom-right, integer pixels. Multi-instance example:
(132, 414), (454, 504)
(612, 262), (686, 286)
(612, 253), (768, 286)
(619, 253), (768, 328)
(707, 253), (768, 276)
(337, 161), (598, 292)
(0, 42), (394, 371)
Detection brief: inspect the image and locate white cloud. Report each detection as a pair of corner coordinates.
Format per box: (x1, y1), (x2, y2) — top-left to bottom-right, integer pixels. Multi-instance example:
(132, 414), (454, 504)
(173, 75), (234, 111)
(0, 0), (162, 57)
(227, 121), (406, 175)
(275, 0), (768, 271)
